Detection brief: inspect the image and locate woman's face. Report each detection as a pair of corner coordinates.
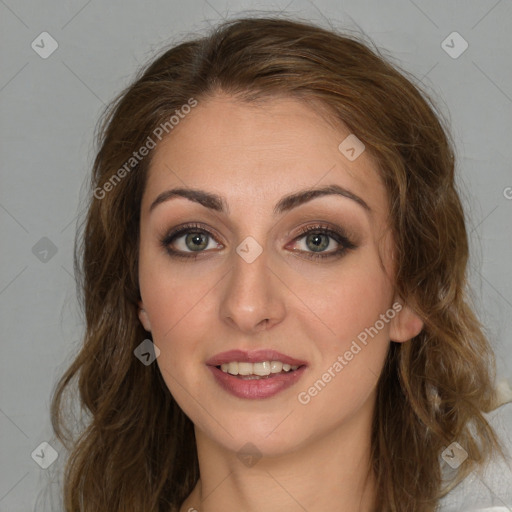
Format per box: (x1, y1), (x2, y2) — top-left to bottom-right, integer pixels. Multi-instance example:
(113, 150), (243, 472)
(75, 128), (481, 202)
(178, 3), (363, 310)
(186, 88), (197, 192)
(137, 94), (423, 457)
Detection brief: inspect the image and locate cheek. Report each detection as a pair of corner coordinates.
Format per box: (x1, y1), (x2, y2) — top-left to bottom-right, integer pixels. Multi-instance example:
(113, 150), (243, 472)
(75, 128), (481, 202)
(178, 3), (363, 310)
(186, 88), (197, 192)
(138, 252), (221, 398)
(294, 273), (392, 430)
(295, 252), (394, 348)
(291, 252), (393, 406)
(138, 240), (218, 339)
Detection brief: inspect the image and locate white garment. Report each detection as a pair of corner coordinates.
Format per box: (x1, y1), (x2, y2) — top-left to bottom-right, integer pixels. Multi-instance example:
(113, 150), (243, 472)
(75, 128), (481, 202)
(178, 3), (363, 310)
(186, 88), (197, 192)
(437, 401), (512, 511)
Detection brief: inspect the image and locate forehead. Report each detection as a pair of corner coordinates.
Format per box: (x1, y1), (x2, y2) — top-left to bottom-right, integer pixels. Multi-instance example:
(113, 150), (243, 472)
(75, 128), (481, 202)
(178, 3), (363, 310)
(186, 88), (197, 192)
(142, 94), (389, 221)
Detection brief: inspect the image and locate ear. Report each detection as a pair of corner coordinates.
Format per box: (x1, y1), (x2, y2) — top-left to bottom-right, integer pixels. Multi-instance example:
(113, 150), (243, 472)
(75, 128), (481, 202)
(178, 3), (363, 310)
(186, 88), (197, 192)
(138, 300), (152, 332)
(388, 296), (424, 343)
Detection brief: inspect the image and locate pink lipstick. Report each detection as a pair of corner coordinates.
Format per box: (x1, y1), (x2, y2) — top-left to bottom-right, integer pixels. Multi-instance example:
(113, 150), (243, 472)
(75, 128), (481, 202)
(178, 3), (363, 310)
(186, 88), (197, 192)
(206, 349), (308, 399)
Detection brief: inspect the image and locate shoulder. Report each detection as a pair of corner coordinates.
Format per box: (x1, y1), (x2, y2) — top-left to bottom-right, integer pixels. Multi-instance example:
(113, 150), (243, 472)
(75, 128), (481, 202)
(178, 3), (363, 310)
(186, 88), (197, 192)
(437, 400), (512, 511)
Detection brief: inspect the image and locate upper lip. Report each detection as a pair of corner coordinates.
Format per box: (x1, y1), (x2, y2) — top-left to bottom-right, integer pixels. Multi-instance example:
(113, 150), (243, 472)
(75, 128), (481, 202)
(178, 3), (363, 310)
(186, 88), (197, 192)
(205, 349), (308, 367)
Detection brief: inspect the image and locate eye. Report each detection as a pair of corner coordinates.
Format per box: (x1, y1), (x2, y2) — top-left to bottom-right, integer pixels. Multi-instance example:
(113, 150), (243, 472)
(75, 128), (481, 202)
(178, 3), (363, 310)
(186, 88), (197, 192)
(160, 222), (357, 261)
(160, 223), (223, 260)
(289, 224), (356, 261)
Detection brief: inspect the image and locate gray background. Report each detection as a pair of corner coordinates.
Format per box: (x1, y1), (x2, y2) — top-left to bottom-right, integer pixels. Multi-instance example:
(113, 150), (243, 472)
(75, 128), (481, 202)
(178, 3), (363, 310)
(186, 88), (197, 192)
(1, 0), (511, 510)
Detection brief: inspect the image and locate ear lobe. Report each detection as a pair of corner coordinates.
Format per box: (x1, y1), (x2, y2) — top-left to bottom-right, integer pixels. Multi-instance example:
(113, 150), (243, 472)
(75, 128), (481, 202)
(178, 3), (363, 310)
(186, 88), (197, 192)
(138, 301), (151, 332)
(388, 299), (424, 343)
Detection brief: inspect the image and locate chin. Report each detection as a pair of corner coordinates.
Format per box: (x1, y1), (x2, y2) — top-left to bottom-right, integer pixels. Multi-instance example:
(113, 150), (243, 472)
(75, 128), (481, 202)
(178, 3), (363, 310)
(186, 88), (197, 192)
(194, 409), (317, 458)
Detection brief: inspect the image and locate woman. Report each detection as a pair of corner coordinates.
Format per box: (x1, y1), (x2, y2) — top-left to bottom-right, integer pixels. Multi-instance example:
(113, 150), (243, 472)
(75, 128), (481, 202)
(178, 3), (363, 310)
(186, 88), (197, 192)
(50, 16), (511, 511)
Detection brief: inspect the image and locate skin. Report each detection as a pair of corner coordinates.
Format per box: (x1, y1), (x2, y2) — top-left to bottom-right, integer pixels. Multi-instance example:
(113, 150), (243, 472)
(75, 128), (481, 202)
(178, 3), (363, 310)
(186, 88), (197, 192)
(137, 94), (424, 512)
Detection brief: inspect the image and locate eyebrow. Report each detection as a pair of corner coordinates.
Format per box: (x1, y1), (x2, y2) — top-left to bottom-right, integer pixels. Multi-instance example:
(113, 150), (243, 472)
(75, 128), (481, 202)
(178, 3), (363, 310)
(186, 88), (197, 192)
(148, 184), (371, 216)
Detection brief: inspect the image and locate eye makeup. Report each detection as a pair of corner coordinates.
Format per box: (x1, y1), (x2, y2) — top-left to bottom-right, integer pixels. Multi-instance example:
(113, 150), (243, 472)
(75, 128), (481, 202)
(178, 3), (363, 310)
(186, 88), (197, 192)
(158, 221), (358, 262)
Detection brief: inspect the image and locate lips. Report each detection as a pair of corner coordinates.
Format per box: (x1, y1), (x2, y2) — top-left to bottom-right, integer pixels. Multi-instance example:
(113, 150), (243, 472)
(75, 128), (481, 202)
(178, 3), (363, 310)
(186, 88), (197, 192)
(205, 349), (308, 399)
(207, 364), (307, 399)
(205, 349), (308, 367)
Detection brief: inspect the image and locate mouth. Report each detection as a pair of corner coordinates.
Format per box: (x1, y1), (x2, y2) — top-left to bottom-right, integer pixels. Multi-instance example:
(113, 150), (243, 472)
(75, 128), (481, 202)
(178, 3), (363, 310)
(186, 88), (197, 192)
(205, 349), (308, 399)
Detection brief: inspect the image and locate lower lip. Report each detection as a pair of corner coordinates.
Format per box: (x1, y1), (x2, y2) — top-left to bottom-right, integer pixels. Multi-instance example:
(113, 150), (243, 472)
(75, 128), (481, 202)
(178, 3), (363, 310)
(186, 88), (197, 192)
(207, 365), (307, 399)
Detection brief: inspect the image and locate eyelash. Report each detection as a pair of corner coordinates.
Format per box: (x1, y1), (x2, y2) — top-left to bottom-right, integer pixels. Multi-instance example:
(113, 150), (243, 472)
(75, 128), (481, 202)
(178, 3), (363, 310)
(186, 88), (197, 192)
(159, 222), (356, 261)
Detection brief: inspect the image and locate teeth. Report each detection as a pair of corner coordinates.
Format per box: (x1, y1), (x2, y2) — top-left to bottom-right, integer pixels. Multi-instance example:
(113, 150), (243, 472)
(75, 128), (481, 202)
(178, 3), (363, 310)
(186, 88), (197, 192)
(219, 361), (299, 376)
(253, 361), (271, 376)
(270, 361), (282, 373)
(238, 362), (252, 376)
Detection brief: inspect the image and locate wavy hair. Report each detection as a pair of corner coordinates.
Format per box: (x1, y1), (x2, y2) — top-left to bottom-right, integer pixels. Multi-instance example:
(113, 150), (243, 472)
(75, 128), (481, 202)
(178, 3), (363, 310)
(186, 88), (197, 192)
(51, 16), (503, 511)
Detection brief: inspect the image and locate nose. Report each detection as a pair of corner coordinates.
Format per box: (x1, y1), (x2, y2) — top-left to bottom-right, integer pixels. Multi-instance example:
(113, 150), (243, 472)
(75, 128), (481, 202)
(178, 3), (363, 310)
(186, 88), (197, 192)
(219, 247), (287, 334)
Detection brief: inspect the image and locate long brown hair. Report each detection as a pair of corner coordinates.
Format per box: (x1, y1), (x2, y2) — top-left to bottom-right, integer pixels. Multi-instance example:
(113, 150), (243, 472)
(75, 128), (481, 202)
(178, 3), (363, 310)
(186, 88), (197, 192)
(51, 16), (503, 511)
